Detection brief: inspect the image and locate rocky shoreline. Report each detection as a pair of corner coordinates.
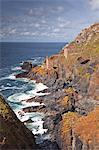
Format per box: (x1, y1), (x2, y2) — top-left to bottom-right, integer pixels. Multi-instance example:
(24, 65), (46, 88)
(0, 23), (99, 150)
(15, 23), (99, 149)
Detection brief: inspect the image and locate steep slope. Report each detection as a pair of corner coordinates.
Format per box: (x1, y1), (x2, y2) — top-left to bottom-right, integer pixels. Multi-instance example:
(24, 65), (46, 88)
(15, 23), (99, 150)
(31, 23), (99, 88)
(56, 107), (99, 150)
(0, 95), (37, 150)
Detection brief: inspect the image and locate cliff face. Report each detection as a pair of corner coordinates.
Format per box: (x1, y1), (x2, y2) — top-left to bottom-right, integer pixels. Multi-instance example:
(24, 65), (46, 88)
(0, 95), (37, 150)
(15, 23), (99, 150)
(31, 23), (99, 100)
(31, 23), (99, 88)
(57, 107), (99, 150)
(29, 23), (99, 149)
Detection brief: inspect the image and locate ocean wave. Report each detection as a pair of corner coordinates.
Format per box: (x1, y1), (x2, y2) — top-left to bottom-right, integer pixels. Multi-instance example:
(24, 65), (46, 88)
(27, 83), (49, 96)
(0, 85), (23, 92)
(32, 121), (47, 135)
(17, 77), (36, 84)
(0, 73), (16, 81)
(7, 81), (49, 102)
(14, 108), (46, 135)
(11, 66), (22, 71)
(7, 93), (34, 102)
(34, 83), (48, 92)
(15, 110), (44, 122)
(21, 101), (45, 108)
(25, 121), (47, 135)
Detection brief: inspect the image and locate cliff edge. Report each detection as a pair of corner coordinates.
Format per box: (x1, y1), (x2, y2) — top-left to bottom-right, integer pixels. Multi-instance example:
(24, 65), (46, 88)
(0, 95), (37, 150)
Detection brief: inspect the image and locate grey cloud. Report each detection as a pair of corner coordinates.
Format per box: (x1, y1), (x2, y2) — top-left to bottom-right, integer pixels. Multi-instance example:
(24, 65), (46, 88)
(89, 0), (99, 10)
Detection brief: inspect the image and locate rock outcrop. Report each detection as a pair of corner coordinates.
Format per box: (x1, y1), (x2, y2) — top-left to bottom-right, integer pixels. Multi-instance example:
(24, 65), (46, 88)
(21, 61), (32, 71)
(0, 95), (37, 150)
(56, 107), (99, 150)
(15, 23), (99, 149)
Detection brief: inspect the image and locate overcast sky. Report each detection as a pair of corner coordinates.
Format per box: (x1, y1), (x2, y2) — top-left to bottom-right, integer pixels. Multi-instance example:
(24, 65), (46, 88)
(0, 0), (99, 42)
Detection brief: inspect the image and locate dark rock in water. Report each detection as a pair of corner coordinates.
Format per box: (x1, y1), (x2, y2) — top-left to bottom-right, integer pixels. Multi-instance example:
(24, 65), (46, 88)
(21, 61), (32, 71)
(38, 140), (60, 150)
(22, 105), (46, 113)
(26, 97), (43, 104)
(0, 95), (37, 150)
(16, 71), (28, 78)
(37, 89), (48, 93)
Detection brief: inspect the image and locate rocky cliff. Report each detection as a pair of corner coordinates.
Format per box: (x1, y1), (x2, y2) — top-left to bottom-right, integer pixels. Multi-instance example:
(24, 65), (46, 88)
(16, 23), (99, 150)
(56, 107), (99, 150)
(0, 95), (37, 150)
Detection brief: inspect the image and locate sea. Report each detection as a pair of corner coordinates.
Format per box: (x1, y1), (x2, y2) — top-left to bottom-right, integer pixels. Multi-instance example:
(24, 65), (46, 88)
(0, 42), (66, 142)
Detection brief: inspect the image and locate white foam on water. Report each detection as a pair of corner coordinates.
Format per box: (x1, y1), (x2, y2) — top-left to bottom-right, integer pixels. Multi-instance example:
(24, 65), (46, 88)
(7, 93), (34, 102)
(20, 62), (23, 65)
(0, 86), (24, 92)
(25, 121), (48, 135)
(15, 109), (47, 135)
(27, 82), (49, 96)
(35, 83), (48, 92)
(0, 76), (8, 81)
(8, 73), (16, 80)
(7, 81), (49, 103)
(21, 101), (45, 108)
(32, 121), (48, 135)
(7, 83), (11, 86)
(11, 66), (22, 71)
(27, 90), (50, 97)
(0, 73), (16, 81)
(15, 110), (44, 123)
(16, 77), (36, 84)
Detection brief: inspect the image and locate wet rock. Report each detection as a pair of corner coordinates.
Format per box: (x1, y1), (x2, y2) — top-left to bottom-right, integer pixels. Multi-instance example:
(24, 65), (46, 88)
(21, 61), (32, 71)
(22, 105), (46, 113)
(26, 97), (43, 104)
(16, 71), (28, 78)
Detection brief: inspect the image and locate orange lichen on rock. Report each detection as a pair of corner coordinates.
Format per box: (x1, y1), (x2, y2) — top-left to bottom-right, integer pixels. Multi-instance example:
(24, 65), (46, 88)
(61, 112), (80, 131)
(60, 96), (69, 107)
(74, 107), (99, 144)
(60, 112), (79, 136)
(65, 87), (75, 95)
(32, 66), (47, 76)
(57, 107), (99, 150)
(57, 112), (80, 149)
